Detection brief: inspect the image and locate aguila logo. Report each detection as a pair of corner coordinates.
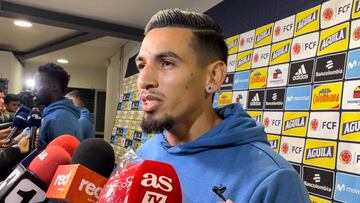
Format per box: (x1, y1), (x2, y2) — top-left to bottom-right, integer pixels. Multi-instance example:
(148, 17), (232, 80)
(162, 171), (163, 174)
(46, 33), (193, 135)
(240, 38), (245, 47)
(264, 117), (270, 127)
(253, 53), (259, 63)
(275, 26), (281, 37)
(292, 43), (301, 55)
(353, 27), (360, 41)
(310, 119), (319, 131)
(322, 8), (334, 21)
(281, 143), (289, 154)
(340, 150), (352, 164)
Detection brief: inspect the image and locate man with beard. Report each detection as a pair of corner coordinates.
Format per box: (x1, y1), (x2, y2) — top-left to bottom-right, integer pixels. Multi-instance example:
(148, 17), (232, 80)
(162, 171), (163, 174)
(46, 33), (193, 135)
(33, 63), (81, 147)
(135, 9), (310, 203)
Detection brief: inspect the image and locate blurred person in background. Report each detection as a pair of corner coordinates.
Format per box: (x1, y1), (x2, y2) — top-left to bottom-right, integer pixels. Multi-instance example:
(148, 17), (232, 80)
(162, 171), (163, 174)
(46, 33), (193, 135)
(4, 94), (20, 121)
(65, 90), (95, 140)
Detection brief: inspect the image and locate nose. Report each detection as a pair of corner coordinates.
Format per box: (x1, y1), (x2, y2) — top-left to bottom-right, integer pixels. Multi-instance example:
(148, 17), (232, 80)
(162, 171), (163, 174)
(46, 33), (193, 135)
(137, 63), (159, 90)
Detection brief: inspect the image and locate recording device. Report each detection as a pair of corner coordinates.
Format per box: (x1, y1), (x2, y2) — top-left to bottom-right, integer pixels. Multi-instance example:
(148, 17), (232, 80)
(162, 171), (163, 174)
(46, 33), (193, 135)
(27, 110), (42, 151)
(46, 138), (115, 202)
(6, 112), (29, 140)
(0, 145), (72, 203)
(0, 122), (12, 130)
(98, 160), (183, 203)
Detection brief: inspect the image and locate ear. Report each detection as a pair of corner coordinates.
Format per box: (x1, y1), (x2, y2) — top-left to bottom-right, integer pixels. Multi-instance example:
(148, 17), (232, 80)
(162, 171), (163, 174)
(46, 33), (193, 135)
(50, 83), (60, 93)
(205, 60), (227, 93)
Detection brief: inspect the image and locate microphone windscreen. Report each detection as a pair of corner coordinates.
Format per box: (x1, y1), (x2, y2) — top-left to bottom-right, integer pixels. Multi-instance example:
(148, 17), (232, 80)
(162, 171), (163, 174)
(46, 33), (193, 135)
(27, 111), (42, 128)
(47, 134), (80, 156)
(12, 112), (28, 129)
(15, 104), (31, 115)
(72, 138), (115, 178)
(29, 146), (71, 185)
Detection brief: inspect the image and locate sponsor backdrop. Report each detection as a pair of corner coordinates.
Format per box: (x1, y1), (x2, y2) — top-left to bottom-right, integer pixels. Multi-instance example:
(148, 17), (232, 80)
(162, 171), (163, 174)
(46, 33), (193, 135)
(218, 0), (360, 202)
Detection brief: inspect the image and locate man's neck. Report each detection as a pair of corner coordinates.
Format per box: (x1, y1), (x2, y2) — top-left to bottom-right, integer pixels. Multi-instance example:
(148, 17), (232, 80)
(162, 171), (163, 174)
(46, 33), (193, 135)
(48, 95), (64, 106)
(165, 107), (222, 146)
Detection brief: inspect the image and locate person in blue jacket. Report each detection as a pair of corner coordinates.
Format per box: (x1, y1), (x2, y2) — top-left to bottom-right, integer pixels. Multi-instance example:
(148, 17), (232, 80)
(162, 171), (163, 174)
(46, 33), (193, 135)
(33, 63), (82, 147)
(65, 90), (95, 140)
(135, 9), (310, 203)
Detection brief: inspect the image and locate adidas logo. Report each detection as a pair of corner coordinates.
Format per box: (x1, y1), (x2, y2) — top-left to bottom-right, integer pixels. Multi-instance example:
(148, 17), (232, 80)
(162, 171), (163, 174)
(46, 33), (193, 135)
(326, 60), (334, 70)
(292, 64), (308, 80)
(250, 93), (261, 106)
(272, 93), (277, 101)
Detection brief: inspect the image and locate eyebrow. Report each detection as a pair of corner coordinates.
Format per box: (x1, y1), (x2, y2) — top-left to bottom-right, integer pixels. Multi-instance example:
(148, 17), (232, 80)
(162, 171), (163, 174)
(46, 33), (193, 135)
(135, 51), (183, 63)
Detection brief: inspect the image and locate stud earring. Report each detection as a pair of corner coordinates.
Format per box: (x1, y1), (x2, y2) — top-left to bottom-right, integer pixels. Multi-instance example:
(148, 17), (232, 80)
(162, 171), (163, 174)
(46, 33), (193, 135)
(206, 86), (213, 93)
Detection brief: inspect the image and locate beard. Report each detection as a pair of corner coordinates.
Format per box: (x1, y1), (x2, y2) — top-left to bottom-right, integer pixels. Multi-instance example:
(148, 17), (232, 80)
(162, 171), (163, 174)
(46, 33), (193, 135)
(140, 113), (174, 134)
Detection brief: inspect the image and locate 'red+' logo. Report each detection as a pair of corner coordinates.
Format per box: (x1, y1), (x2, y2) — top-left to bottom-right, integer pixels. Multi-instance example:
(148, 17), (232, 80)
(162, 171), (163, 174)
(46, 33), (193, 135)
(310, 119), (319, 131)
(340, 150), (352, 164)
(353, 27), (360, 41)
(281, 143), (289, 154)
(292, 43), (301, 55)
(264, 117), (270, 127)
(322, 8), (334, 21)
(240, 38), (245, 47)
(253, 53), (259, 63)
(275, 26), (281, 37)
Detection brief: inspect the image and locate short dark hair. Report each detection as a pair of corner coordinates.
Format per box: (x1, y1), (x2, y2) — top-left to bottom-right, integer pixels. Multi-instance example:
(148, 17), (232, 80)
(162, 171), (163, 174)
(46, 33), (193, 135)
(145, 8), (228, 66)
(4, 94), (19, 104)
(38, 63), (70, 93)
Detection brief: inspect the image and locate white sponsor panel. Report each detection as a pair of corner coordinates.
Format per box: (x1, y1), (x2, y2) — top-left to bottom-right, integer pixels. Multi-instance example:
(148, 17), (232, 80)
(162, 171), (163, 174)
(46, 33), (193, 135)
(307, 112), (340, 140)
(320, 0), (352, 29)
(273, 15), (295, 43)
(291, 32), (319, 61)
(337, 142), (360, 175)
(263, 111), (283, 134)
(252, 45), (271, 69)
(267, 63), (289, 87)
(227, 54), (237, 73)
(279, 136), (305, 163)
(342, 80), (360, 109)
(232, 91), (248, 110)
(238, 30), (255, 52)
(350, 19), (360, 49)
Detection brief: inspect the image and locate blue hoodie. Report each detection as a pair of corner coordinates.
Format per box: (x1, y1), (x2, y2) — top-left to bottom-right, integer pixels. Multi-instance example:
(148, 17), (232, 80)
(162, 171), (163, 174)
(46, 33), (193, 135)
(39, 98), (82, 147)
(79, 108), (95, 140)
(137, 104), (310, 202)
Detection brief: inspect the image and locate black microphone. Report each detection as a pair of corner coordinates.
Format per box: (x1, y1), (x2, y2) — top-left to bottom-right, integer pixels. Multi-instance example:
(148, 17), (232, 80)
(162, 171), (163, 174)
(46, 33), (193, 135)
(0, 122), (12, 130)
(6, 112), (29, 140)
(212, 184), (227, 201)
(27, 111), (42, 151)
(14, 105), (31, 117)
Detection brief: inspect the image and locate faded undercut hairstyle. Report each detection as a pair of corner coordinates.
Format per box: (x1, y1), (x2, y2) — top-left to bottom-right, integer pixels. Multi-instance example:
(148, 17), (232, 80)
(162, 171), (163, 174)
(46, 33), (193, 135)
(144, 8), (228, 66)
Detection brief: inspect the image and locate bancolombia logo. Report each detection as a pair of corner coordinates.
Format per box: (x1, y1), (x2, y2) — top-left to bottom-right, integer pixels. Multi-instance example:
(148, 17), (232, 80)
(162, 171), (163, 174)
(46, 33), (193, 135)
(317, 22), (349, 56)
(303, 139), (337, 169)
(303, 166), (334, 198)
(314, 53), (346, 82)
(311, 82), (342, 110)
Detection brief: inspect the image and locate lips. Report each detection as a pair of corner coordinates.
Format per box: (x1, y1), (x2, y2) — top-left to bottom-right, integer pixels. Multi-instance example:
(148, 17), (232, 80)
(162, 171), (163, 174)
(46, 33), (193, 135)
(141, 94), (162, 112)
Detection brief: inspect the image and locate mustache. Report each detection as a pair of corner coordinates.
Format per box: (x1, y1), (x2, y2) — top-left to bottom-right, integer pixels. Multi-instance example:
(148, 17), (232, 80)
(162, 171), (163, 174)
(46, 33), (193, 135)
(139, 89), (166, 99)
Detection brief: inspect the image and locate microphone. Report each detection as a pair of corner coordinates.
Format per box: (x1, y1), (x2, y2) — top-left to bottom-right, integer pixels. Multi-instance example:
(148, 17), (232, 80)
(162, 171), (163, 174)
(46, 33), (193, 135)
(0, 122), (12, 130)
(46, 138), (115, 202)
(27, 111), (42, 151)
(0, 145), (72, 203)
(14, 105), (31, 116)
(46, 134), (80, 156)
(98, 160), (183, 203)
(6, 112), (29, 140)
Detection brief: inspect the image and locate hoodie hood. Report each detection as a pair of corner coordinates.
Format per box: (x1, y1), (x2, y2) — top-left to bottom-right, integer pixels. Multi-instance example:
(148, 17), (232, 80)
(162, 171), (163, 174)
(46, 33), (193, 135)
(80, 108), (94, 124)
(160, 103), (269, 154)
(43, 98), (80, 118)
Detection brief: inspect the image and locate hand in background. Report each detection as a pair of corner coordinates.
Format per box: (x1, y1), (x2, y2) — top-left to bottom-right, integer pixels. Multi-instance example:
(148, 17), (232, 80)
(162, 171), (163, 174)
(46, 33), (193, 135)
(0, 138), (10, 148)
(0, 127), (12, 139)
(18, 135), (30, 154)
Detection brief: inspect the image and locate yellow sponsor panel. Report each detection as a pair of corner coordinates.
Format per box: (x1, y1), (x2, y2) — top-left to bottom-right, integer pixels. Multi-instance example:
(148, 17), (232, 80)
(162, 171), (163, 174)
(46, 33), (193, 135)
(353, 0), (360, 19)
(311, 82), (342, 110)
(294, 5), (320, 36)
(317, 22), (349, 56)
(282, 112), (309, 137)
(236, 50), (253, 71)
(126, 129), (134, 139)
(218, 92), (233, 106)
(254, 23), (274, 48)
(340, 112), (360, 142)
(267, 134), (281, 153)
(303, 139), (337, 169)
(226, 35), (239, 54)
(249, 67), (267, 89)
(309, 195), (331, 203)
(269, 39), (292, 65)
(247, 111), (263, 123)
